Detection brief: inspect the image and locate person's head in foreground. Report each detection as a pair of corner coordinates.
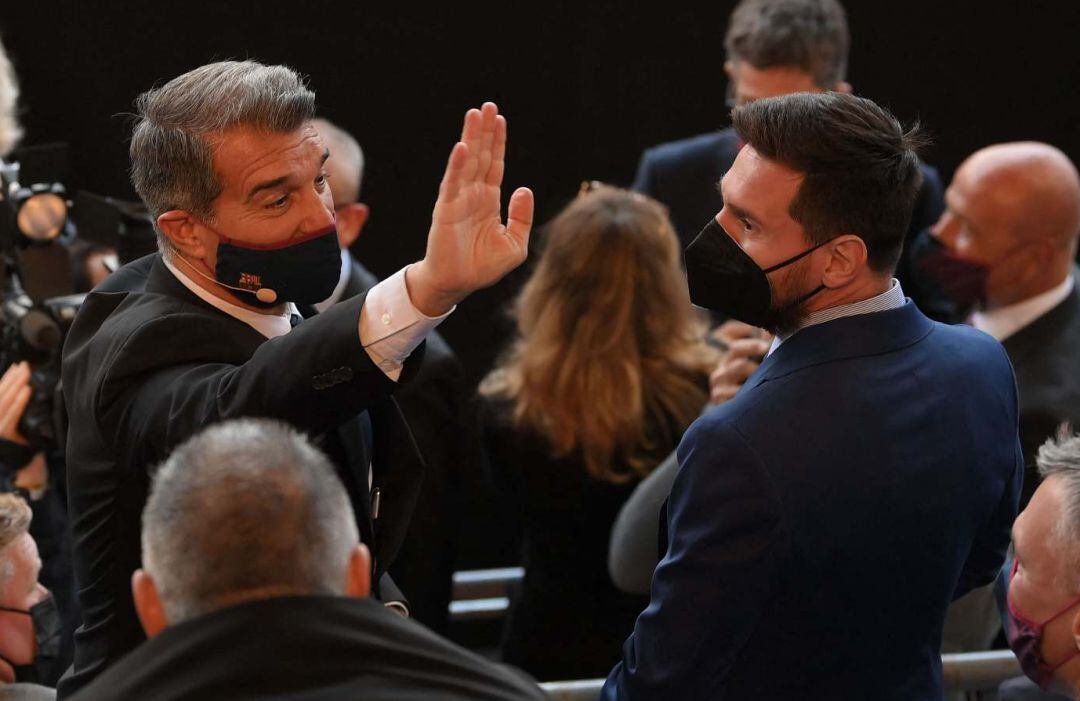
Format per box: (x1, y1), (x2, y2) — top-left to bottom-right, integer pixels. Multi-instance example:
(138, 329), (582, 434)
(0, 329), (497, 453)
(0, 493), (58, 687)
(1007, 428), (1080, 696)
(684, 91), (924, 335)
(132, 418), (369, 635)
(723, 0), (851, 108)
(481, 185), (717, 482)
(923, 142), (1080, 315)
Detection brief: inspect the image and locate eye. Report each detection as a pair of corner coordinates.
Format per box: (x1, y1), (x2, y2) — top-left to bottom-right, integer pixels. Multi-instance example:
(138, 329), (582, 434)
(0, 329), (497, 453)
(740, 217), (755, 233)
(267, 195), (289, 210)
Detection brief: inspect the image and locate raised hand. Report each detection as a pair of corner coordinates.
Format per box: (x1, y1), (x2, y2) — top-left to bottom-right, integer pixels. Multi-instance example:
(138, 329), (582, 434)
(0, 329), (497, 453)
(406, 102), (534, 317)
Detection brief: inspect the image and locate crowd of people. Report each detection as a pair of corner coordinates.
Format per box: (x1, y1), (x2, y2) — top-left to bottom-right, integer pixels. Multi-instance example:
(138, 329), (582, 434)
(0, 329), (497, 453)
(2, 0), (1080, 699)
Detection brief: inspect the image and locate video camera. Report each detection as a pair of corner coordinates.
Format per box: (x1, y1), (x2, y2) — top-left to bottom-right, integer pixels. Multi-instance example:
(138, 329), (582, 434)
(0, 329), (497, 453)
(0, 145), (156, 457)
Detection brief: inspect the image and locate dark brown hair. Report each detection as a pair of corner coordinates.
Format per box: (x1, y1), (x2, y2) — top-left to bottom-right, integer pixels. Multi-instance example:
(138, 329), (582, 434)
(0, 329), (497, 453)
(732, 91), (926, 273)
(725, 0), (849, 87)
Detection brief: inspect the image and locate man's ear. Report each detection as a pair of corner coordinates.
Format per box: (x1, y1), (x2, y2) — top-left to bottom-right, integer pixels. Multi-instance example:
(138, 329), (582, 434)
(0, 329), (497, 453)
(131, 569), (169, 639)
(345, 543), (372, 599)
(336, 203), (370, 251)
(157, 210), (210, 260)
(834, 80), (853, 94)
(821, 234), (869, 287)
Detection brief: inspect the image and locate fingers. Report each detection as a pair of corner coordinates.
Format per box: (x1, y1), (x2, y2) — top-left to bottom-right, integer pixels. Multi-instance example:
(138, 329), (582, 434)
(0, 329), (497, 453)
(713, 320), (769, 347)
(726, 338), (771, 363)
(506, 187), (535, 252)
(0, 384), (32, 445)
(458, 109), (482, 184)
(486, 114), (507, 187)
(437, 142), (469, 203)
(475, 103), (497, 187)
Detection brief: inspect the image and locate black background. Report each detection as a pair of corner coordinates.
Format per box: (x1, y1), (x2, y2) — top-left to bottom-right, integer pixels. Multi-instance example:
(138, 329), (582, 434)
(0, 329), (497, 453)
(2, 0), (1080, 386)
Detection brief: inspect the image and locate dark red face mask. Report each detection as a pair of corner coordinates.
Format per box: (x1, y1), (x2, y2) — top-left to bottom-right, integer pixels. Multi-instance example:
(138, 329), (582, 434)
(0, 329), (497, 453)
(914, 237), (990, 316)
(1005, 559), (1080, 690)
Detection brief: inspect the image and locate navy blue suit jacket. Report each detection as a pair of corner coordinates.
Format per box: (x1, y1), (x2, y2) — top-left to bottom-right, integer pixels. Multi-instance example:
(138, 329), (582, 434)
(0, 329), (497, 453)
(602, 301), (1023, 701)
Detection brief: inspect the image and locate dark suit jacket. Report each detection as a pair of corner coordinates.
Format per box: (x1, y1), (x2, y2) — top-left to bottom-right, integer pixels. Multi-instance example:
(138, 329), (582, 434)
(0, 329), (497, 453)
(477, 396), (692, 681)
(58, 254), (425, 697)
(602, 302), (1023, 701)
(67, 595), (548, 701)
(341, 256), (469, 633)
(1004, 279), (1080, 507)
(632, 127), (949, 318)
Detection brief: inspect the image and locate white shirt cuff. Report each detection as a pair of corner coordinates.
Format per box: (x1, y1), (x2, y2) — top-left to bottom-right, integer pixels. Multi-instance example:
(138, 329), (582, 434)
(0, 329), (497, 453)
(358, 266), (453, 381)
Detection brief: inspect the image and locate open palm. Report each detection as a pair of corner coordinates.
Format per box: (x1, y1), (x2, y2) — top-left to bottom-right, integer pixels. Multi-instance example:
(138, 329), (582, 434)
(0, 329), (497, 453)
(411, 103), (533, 315)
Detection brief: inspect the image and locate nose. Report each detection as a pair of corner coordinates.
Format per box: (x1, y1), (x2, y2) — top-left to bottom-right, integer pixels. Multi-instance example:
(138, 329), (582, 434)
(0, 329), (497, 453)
(300, 187), (336, 235)
(930, 210), (956, 246)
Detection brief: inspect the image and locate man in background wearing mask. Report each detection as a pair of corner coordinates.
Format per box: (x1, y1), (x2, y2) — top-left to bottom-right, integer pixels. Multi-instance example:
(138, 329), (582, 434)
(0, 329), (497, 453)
(921, 142), (1080, 509)
(60, 61), (533, 696)
(999, 429), (1080, 700)
(602, 92), (1021, 701)
(0, 493), (59, 700)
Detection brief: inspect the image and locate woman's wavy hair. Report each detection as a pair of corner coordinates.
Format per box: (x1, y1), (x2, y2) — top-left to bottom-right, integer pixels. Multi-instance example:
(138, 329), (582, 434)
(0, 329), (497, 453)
(481, 185), (717, 483)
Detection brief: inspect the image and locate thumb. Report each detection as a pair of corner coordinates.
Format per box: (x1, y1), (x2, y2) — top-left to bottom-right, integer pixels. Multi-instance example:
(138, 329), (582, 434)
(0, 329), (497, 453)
(506, 187), (534, 250)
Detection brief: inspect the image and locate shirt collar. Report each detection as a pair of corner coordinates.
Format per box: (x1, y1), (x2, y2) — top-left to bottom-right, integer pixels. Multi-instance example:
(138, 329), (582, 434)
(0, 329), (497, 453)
(971, 274), (1075, 342)
(162, 257), (298, 339)
(314, 248), (351, 314)
(769, 279), (906, 354)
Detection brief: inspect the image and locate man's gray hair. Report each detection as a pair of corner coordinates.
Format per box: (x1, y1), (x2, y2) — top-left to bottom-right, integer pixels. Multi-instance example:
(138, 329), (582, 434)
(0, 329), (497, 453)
(141, 418), (359, 624)
(129, 60), (317, 255)
(725, 0), (850, 87)
(0, 35), (24, 157)
(1036, 425), (1080, 591)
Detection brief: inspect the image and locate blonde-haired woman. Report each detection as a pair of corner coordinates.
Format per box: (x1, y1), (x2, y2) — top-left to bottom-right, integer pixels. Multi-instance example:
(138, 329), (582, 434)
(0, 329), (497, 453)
(479, 185), (717, 680)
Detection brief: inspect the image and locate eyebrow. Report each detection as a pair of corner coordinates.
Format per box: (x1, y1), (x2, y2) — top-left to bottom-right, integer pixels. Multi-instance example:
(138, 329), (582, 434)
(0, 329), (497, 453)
(717, 175), (765, 226)
(243, 148), (331, 204)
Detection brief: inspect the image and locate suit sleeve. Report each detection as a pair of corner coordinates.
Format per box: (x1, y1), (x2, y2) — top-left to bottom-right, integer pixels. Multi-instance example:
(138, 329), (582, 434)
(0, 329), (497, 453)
(601, 418), (785, 701)
(98, 292), (415, 463)
(631, 148), (658, 195)
(954, 435), (1023, 600)
(608, 450), (680, 595)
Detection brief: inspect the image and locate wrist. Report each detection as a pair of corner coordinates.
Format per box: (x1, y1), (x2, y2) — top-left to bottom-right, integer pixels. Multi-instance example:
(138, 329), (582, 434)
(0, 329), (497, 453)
(405, 261), (460, 317)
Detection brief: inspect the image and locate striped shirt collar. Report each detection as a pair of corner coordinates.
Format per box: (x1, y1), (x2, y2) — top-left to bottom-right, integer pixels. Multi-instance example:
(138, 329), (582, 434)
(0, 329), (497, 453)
(770, 279), (905, 353)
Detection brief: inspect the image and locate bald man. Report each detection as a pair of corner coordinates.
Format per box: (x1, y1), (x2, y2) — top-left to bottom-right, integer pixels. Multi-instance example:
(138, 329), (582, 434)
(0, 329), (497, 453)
(926, 142), (1080, 508)
(311, 117), (469, 633)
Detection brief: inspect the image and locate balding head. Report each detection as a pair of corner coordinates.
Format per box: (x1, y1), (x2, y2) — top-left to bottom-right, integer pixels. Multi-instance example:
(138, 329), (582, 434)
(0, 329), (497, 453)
(963, 142), (1080, 250)
(312, 118), (364, 206)
(311, 118), (369, 250)
(933, 142), (1080, 308)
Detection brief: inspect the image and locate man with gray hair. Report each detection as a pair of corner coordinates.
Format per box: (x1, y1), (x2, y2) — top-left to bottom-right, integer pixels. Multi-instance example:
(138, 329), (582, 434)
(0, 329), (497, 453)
(61, 60), (533, 695)
(999, 428), (1080, 699)
(69, 419), (547, 701)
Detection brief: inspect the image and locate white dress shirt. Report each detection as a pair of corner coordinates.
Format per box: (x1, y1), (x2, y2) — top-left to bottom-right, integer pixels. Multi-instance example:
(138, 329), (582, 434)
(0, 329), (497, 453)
(163, 257), (450, 381)
(971, 275), (1074, 342)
